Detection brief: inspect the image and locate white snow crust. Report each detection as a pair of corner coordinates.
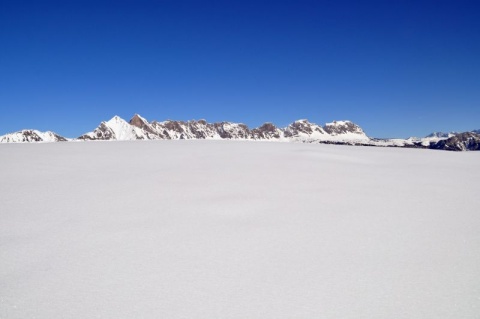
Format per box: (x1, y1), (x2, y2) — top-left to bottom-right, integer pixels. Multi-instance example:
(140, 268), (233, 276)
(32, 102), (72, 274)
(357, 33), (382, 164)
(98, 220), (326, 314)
(1, 141), (479, 318)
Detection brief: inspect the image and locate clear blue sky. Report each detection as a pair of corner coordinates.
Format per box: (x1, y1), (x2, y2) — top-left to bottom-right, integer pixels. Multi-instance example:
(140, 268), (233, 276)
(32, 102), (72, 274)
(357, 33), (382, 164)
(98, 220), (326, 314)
(1, 0), (479, 138)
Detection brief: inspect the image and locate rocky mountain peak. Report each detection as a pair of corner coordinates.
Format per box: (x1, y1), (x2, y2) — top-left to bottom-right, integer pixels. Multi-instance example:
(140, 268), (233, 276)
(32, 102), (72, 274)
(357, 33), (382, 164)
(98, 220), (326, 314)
(107, 115), (124, 124)
(251, 123), (283, 139)
(0, 129), (67, 143)
(257, 122), (277, 132)
(430, 132), (480, 151)
(285, 119), (325, 137)
(129, 114), (148, 127)
(323, 120), (364, 135)
(425, 131), (457, 138)
(213, 122), (250, 139)
(425, 132), (449, 138)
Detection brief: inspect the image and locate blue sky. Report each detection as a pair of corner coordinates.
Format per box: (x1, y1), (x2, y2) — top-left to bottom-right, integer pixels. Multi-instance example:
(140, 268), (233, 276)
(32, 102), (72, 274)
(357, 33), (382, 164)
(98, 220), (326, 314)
(1, 0), (479, 138)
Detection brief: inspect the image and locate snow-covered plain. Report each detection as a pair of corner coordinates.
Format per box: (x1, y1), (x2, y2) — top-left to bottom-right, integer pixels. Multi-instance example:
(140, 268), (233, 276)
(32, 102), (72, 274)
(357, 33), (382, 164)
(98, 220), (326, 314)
(1, 141), (479, 318)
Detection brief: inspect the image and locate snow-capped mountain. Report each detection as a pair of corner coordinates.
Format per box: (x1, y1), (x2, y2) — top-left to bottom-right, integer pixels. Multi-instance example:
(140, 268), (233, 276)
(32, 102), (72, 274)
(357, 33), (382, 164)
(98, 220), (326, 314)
(251, 123), (284, 140)
(78, 115), (153, 140)
(323, 120), (369, 141)
(430, 132), (480, 151)
(425, 131), (456, 138)
(282, 119), (369, 142)
(371, 130), (461, 148)
(0, 130), (67, 143)
(414, 130), (480, 150)
(405, 133), (453, 147)
(77, 115), (370, 143)
(1, 114), (478, 151)
(284, 119), (327, 140)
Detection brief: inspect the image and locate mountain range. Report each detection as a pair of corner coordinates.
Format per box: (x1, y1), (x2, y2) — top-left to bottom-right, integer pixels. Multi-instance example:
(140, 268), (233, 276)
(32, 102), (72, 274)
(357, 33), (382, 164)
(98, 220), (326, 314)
(1, 114), (479, 151)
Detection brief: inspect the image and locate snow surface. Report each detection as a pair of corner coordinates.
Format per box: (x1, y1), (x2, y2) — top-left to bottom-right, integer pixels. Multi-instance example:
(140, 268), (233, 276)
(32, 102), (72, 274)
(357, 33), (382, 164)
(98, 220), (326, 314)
(1, 141), (479, 318)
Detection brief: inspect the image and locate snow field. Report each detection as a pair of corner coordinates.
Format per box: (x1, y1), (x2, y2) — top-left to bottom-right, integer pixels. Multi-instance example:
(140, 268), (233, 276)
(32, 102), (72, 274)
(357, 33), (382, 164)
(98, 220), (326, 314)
(1, 141), (479, 318)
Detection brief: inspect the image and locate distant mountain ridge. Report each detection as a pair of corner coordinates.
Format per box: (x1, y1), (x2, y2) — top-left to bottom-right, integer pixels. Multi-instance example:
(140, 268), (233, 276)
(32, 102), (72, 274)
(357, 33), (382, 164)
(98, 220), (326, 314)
(1, 114), (479, 151)
(429, 132), (480, 151)
(425, 132), (457, 138)
(77, 115), (370, 143)
(0, 129), (67, 143)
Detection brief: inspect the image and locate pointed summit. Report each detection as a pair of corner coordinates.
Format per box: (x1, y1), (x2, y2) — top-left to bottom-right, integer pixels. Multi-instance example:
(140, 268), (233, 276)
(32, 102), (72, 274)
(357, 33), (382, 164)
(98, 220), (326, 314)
(129, 114), (149, 128)
(106, 115), (126, 125)
(78, 115), (150, 141)
(129, 114), (159, 136)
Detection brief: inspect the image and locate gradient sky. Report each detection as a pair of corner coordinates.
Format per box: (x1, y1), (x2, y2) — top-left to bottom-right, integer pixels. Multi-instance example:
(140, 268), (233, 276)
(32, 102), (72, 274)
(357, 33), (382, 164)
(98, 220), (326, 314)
(1, 0), (479, 138)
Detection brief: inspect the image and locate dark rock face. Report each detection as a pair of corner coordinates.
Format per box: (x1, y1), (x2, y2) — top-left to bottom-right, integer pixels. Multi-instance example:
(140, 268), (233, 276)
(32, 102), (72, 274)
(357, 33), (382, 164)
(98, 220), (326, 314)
(129, 114), (157, 136)
(22, 130), (45, 142)
(186, 120), (216, 139)
(150, 120), (189, 139)
(129, 114), (146, 128)
(79, 122), (115, 140)
(213, 122), (250, 139)
(77, 134), (94, 140)
(430, 132), (480, 151)
(323, 121), (363, 135)
(251, 123), (281, 139)
(163, 120), (186, 133)
(284, 120), (325, 138)
(149, 121), (170, 139)
(52, 133), (68, 142)
(286, 120), (314, 135)
(188, 121), (209, 139)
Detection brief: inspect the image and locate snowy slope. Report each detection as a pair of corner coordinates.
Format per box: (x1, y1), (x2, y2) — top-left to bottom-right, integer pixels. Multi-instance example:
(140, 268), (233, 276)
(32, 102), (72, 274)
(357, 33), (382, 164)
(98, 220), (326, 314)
(0, 129), (67, 143)
(1, 141), (479, 319)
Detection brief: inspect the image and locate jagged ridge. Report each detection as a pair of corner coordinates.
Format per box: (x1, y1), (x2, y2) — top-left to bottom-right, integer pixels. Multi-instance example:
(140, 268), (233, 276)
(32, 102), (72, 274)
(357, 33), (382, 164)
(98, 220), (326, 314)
(429, 132), (480, 151)
(1, 115), (478, 151)
(77, 115), (369, 143)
